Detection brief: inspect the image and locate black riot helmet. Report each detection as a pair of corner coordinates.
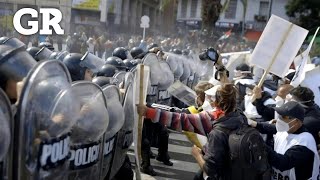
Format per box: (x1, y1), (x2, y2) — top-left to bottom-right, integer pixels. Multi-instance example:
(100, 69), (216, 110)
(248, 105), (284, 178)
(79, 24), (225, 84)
(182, 49), (190, 56)
(105, 56), (127, 71)
(235, 63), (251, 72)
(26, 47), (41, 61)
(130, 47), (144, 59)
(147, 43), (158, 50)
(0, 37), (9, 44)
(123, 59), (138, 71)
(35, 47), (54, 61)
(63, 53), (87, 81)
(92, 76), (112, 87)
(97, 64), (118, 77)
(112, 47), (129, 60)
(173, 49), (182, 55)
(38, 42), (55, 51)
(48, 51), (59, 60)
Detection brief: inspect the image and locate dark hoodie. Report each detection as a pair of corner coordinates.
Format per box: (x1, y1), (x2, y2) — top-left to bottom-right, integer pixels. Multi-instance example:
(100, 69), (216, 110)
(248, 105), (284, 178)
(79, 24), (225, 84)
(303, 104), (320, 144)
(203, 111), (246, 179)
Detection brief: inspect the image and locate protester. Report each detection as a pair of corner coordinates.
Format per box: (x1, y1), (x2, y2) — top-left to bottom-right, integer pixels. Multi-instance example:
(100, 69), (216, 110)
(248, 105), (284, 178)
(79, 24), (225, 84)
(138, 84), (256, 179)
(253, 85), (320, 144)
(249, 101), (320, 180)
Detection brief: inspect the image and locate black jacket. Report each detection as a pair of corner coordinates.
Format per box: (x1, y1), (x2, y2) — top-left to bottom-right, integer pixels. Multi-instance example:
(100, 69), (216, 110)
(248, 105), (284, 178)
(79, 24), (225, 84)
(253, 91), (275, 122)
(203, 111), (246, 179)
(256, 124), (315, 180)
(303, 104), (320, 144)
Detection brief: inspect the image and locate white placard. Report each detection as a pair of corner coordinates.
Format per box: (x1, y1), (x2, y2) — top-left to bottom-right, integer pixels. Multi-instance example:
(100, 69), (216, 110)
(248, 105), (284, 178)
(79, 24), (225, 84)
(249, 15), (308, 78)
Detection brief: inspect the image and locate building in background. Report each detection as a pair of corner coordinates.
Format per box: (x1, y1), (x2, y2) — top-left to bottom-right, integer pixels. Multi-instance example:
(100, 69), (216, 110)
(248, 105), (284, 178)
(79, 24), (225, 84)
(0, 0), (177, 37)
(177, 0), (290, 41)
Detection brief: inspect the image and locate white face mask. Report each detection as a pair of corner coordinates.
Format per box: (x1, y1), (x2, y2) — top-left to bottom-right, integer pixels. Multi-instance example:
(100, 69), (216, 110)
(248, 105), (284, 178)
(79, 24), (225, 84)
(285, 94), (293, 102)
(202, 100), (213, 111)
(276, 119), (289, 132)
(275, 96), (285, 107)
(276, 119), (295, 132)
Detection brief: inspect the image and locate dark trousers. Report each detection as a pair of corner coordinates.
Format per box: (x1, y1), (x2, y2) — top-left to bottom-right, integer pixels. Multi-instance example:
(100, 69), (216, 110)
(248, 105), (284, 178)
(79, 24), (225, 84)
(141, 120), (170, 167)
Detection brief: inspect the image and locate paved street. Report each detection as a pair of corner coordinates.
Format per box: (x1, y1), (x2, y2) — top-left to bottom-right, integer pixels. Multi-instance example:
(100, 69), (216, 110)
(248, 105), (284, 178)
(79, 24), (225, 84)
(128, 132), (199, 180)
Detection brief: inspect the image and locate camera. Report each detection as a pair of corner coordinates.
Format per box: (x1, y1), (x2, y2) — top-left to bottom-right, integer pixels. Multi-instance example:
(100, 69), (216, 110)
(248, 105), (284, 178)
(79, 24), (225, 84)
(199, 47), (219, 63)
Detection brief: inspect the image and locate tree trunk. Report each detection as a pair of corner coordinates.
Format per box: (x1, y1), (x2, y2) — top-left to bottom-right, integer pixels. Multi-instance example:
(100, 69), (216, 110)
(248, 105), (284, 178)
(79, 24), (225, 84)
(201, 0), (222, 36)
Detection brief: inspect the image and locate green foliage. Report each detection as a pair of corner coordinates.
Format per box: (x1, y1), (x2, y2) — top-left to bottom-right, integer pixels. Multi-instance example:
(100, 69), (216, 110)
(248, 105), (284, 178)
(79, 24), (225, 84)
(310, 42), (320, 57)
(285, 0), (320, 30)
(160, 0), (172, 11)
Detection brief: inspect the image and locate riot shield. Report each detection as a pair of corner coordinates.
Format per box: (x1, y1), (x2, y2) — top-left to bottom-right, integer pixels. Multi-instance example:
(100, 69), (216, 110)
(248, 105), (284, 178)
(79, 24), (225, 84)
(157, 60), (175, 106)
(186, 55), (196, 88)
(15, 60), (79, 180)
(56, 51), (69, 61)
(0, 89), (13, 180)
(0, 45), (37, 81)
(180, 57), (191, 84)
(0, 37), (26, 49)
(100, 85), (125, 179)
(36, 47), (54, 61)
(80, 52), (105, 73)
(165, 52), (183, 81)
(113, 71), (127, 88)
(142, 53), (161, 104)
(68, 82), (109, 180)
(123, 72), (135, 91)
(102, 85), (127, 179)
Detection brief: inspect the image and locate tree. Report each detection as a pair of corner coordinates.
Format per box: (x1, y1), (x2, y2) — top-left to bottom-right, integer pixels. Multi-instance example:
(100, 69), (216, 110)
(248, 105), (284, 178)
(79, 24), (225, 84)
(201, 0), (222, 32)
(240, 0), (248, 35)
(286, 0), (320, 30)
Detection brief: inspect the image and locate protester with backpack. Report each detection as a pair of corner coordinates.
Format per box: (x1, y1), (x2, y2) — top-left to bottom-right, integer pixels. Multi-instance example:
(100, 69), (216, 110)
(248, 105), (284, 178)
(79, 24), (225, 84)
(249, 101), (320, 180)
(137, 83), (269, 180)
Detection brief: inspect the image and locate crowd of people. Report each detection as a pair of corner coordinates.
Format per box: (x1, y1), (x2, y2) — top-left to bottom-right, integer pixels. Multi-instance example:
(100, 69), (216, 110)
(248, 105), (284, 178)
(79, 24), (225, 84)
(0, 27), (320, 180)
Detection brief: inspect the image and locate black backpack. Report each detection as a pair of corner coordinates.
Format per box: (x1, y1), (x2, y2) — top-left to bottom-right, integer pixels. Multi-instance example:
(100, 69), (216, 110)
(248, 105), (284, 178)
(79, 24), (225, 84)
(216, 123), (270, 180)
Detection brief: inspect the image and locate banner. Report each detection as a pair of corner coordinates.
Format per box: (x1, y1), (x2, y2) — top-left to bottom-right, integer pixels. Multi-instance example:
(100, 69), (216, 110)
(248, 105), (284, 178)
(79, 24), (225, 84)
(291, 27), (320, 87)
(72, 0), (101, 11)
(300, 67), (320, 106)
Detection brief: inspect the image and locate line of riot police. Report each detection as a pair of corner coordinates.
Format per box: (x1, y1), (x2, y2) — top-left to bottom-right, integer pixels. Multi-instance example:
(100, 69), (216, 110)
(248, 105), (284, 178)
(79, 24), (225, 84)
(0, 36), (215, 179)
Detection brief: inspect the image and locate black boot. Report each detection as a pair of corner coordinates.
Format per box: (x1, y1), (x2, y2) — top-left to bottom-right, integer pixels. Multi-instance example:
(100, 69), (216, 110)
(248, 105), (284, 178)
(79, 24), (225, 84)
(141, 165), (157, 176)
(157, 125), (173, 166)
(156, 153), (173, 166)
(141, 138), (157, 176)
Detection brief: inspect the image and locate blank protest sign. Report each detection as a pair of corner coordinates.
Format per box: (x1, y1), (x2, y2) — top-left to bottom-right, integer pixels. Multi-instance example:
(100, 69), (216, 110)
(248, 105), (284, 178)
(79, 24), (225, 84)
(249, 15), (308, 78)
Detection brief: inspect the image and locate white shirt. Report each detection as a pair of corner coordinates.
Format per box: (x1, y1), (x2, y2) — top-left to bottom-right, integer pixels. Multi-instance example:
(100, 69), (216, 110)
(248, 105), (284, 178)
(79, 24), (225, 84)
(273, 131), (320, 180)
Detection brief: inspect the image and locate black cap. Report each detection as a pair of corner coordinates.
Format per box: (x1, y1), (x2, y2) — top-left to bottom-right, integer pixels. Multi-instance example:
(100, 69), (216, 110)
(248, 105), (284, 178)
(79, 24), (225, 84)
(285, 71), (295, 81)
(273, 101), (305, 121)
(236, 63), (250, 72)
